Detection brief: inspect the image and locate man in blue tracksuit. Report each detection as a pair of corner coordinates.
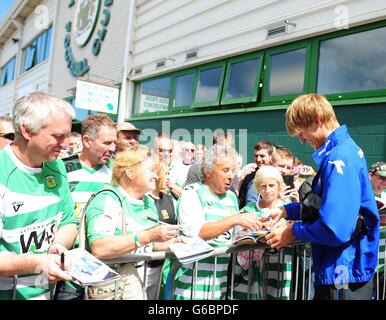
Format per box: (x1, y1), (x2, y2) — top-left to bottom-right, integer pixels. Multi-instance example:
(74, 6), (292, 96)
(265, 94), (379, 300)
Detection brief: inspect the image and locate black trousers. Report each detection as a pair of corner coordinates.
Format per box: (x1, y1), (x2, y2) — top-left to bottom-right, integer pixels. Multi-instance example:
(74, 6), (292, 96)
(313, 279), (373, 300)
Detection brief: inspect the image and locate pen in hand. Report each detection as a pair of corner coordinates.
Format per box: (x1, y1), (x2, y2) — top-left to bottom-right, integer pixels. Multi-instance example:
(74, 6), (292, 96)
(147, 216), (170, 225)
(60, 252), (65, 271)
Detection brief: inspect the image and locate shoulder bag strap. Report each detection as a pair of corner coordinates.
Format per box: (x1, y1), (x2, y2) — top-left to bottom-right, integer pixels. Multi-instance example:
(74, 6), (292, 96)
(78, 188), (124, 249)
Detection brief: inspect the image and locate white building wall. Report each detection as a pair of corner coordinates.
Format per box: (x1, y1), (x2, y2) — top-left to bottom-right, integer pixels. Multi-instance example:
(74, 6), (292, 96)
(0, 0), (56, 114)
(0, 85), (14, 115)
(0, 35), (18, 66)
(16, 61), (50, 98)
(51, 0), (131, 99)
(20, 0), (56, 48)
(131, 0), (386, 80)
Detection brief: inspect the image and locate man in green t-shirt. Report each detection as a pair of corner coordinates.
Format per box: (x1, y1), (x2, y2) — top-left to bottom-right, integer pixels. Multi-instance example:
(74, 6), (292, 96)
(0, 92), (78, 300)
(66, 114), (117, 225)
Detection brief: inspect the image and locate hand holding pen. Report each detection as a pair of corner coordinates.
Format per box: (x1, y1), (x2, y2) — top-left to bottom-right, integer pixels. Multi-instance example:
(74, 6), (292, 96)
(146, 217), (181, 242)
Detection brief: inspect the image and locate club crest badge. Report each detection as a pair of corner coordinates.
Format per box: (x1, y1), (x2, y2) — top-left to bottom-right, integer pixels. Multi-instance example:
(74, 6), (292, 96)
(45, 175), (58, 189)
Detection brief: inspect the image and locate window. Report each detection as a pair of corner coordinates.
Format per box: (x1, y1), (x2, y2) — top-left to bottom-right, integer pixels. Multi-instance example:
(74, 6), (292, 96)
(131, 21), (386, 117)
(173, 72), (194, 108)
(317, 26), (386, 95)
(137, 77), (170, 113)
(221, 53), (262, 104)
(267, 48), (307, 97)
(193, 63), (225, 107)
(0, 57), (16, 87)
(22, 26), (52, 73)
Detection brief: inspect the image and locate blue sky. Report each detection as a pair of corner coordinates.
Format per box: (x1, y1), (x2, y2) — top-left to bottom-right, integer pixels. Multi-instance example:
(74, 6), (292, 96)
(0, 0), (15, 24)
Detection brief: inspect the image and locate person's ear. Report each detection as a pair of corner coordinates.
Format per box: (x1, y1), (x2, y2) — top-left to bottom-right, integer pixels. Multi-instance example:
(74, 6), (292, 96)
(20, 124), (33, 141)
(82, 135), (92, 148)
(125, 168), (134, 180)
(315, 118), (323, 128)
(203, 168), (212, 179)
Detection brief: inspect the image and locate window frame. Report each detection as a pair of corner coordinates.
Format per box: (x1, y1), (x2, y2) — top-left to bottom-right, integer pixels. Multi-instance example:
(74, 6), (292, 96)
(0, 56), (16, 87)
(21, 26), (53, 74)
(130, 19), (386, 120)
(134, 74), (172, 116)
(192, 61), (226, 108)
(261, 40), (312, 105)
(220, 52), (263, 105)
(311, 21), (386, 102)
(171, 69), (196, 110)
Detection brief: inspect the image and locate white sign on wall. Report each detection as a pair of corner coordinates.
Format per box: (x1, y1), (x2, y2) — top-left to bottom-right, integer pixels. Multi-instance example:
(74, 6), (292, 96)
(75, 79), (119, 114)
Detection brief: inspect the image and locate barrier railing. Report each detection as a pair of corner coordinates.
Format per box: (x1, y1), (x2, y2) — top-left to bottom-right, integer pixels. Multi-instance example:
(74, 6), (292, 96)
(96, 241), (312, 300)
(8, 227), (386, 300)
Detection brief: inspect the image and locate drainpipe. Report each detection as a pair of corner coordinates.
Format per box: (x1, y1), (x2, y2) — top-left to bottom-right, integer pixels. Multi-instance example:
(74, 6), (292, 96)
(118, 0), (136, 123)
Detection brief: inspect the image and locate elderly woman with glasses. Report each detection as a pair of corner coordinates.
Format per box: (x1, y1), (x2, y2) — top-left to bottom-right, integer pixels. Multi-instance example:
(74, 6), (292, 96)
(84, 145), (181, 300)
(172, 145), (262, 300)
(233, 165), (293, 300)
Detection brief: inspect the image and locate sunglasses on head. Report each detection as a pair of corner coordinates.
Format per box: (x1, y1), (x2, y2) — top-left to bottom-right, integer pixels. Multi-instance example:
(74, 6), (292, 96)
(0, 132), (15, 141)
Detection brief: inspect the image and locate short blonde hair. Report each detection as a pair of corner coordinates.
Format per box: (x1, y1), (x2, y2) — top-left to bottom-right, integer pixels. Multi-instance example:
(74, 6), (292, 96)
(253, 165), (285, 194)
(112, 144), (153, 186)
(286, 94), (339, 136)
(271, 147), (293, 166)
(154, 160), (169, 194)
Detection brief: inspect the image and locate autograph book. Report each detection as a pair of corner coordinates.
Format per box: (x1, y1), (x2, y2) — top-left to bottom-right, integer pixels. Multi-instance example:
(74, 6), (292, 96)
(64, 248), (120, 286)
(169, 237), (215, 264)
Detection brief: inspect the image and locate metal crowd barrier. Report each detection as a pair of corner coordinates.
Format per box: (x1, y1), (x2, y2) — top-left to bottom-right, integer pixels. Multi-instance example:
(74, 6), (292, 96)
(8, 227), (386, 300)
(95, 241), (313, 300)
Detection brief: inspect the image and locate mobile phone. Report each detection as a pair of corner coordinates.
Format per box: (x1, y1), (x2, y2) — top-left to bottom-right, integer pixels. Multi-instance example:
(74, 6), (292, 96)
(282, 175), (295, 189)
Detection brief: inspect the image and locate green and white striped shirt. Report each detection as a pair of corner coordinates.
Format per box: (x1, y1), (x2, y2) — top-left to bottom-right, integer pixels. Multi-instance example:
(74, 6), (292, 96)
(232, 201), (292, 300)
(66, 158), (113, 225)
(173, 182), (239, 300)
(85, 185), (159, 248)
(0, 144), (75, 300)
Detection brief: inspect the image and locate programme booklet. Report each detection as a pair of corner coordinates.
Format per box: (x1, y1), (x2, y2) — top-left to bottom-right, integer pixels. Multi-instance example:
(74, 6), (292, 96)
(232, 218), (287, 245)
(64, 248), (120, 286)
(168, 236), (215, 264)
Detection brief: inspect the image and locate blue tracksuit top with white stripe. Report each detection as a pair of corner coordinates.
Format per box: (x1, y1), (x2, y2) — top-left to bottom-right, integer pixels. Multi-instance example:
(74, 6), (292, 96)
(285, 125), (379, 286)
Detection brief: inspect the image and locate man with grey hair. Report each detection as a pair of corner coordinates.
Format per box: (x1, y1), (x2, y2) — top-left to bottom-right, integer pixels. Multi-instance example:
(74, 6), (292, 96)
(0, 91), (78, 300)
(0, 115), (14, 149)
(173, 145), (262, 299)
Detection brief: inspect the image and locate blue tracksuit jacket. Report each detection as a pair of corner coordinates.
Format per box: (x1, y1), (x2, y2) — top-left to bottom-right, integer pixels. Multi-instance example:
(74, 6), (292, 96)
(285, 125), (379, 286)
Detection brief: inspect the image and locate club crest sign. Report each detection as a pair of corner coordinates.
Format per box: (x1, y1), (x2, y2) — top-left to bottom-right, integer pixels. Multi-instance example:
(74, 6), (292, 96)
(74, 0), (101, 47)
(64, 0), (114, 77)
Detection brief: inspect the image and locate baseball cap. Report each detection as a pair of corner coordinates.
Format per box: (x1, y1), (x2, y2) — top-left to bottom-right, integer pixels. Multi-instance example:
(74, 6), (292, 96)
(116, 122), (142, 134)
(370, 161), (386, 177)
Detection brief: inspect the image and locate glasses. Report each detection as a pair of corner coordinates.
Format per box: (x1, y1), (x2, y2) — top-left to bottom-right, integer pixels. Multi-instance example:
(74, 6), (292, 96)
(0, 132), (15, 141)
(158, 148), (173, 153)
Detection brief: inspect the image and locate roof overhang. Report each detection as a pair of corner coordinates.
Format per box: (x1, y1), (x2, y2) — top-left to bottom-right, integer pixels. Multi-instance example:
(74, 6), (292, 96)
(0, 0), (44, 48)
